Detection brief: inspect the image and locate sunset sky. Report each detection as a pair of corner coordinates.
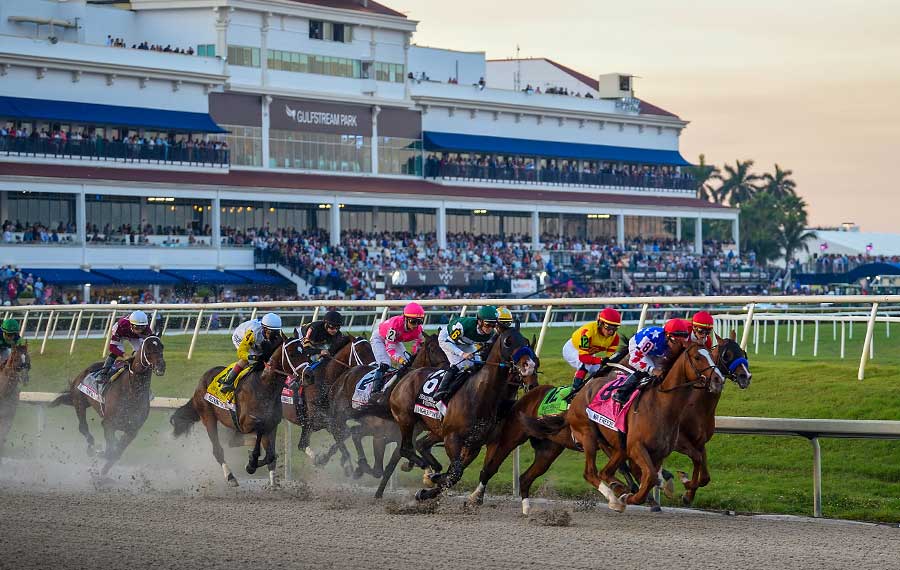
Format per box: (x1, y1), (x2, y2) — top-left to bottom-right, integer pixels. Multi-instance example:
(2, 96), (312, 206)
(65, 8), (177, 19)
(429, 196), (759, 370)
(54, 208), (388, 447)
(388, 0), (900, 231)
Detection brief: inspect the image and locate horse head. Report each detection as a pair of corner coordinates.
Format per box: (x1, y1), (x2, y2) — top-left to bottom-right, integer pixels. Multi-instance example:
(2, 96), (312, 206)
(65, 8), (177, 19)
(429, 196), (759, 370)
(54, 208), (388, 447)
(493, 327), (538, 389)
(714, 331), (752, 389)
(679, 342), (725, 395)
(140, 335), (166, 376)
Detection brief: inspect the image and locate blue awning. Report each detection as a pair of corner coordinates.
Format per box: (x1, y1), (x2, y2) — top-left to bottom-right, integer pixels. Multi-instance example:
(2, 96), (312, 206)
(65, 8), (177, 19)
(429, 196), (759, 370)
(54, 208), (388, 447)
(423, 131), (691, 166)
(162, 269), (250, 286)
(0, 96), (227, 134)
(92, 269), (182, 286)
(226, 270), (291, 286)
(20, 268), (114, 286)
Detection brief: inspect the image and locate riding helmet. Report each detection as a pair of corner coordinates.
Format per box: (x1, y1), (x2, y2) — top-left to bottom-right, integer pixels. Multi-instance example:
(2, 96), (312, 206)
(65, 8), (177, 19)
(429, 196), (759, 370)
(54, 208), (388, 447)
(324, 310), (343, 327)
(663, 318), (692, 338)
(403, 302), (425, 318)
(692, 311), (715, 330)
(261, 312), (282, 330)
(597, 307), (622, 326)
(129, 310), (149, 327)
(1, 319), (20, 334)
(496, 307), (514, 324)
(477, 305), (499, 323)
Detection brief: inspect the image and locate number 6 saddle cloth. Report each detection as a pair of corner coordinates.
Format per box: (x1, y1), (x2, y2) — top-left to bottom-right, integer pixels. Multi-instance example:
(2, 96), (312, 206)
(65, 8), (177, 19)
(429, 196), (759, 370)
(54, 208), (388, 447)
(414, 369), (447, 420)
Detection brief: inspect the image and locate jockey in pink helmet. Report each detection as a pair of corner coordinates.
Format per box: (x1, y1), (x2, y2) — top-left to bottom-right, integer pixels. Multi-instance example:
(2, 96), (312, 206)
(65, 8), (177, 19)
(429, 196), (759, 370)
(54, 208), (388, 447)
(369, 302), (426, 393)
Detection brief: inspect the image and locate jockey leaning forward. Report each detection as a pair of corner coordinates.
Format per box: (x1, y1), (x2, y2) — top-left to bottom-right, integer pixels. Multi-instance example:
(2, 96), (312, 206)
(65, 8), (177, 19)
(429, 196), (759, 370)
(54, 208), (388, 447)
(370, 302), (426, 393)
(97, 310), (155, 387)
(0, 318), (24, 367)
(219, 312), (283, 394)
(690, 310), (715, 350)
(613, 318), (692, 404)
(562, 307), (624, 403)
(298, 310), (348, 381)
(431, 305), (498, 403)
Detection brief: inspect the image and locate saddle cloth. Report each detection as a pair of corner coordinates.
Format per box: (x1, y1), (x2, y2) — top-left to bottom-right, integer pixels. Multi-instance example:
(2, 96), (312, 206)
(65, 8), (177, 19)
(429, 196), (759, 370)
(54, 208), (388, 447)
(280, 375), (302, 405)
(413, 369), (446, 420)
(78, 361), (127, 405)
(204, 363), (253, 412)
(537, 386), (573, 417)
(586, 372), (640, 433)
(351, 368), (378, 410)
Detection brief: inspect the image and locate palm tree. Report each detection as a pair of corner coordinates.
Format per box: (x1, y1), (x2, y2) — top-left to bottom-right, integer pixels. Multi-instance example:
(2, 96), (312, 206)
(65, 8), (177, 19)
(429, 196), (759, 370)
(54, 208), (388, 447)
(718, 159), (762, 206)
(685, 154), (722, 203)
(778, 194), (816, 262)
(762, 164), (797, 199)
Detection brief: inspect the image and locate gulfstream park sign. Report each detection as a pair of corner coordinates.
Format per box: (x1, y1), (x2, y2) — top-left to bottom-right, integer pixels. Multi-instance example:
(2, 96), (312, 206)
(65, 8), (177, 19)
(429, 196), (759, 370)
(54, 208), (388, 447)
(285, 105), (358, 128)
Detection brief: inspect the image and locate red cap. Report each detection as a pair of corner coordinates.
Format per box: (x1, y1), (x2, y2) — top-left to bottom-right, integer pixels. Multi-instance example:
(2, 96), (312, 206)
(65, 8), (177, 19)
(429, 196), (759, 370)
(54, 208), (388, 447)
(664, 318), (692, 337)
(692, 311), (715, 330)
(597, 307), (622, 326)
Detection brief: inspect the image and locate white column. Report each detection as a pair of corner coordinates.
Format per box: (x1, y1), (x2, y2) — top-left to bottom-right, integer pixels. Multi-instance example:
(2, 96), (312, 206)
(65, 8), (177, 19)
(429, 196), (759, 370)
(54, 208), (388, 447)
(215, 8), (230, 65)
(675, 217), (682, 241)
(531, 210), (541, 250)
(212, 194), (222, 266)
(77, 186), (87, 266)
(436, 203), (447, 249)
(616, 213), (625, 246)
(330, 197), (341, 247)
(261, 95), (271, 168)
(371, 105), (381, 174)
(732, 215), (740, 255)
(695, 216), (703, 254)
(260, 13), (269, 87)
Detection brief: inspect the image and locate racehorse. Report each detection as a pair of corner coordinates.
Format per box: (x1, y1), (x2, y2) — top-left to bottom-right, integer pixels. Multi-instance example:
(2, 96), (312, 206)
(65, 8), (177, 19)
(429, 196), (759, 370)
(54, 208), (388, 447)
(0, 344), (31, 460)
(376, 326), (538, 501)
(328, 333), (448, 479)
(52, 336), (165, 476)
(472, 335), (749, 514)
(523, 342), (723, 512)
(676, 332), (751, 504)
(170, 334), (286, 487)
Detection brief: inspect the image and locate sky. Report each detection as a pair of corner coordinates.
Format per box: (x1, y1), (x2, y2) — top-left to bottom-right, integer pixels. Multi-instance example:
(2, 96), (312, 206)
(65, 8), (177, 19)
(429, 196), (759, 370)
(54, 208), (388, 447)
(387, 0), (900, 231)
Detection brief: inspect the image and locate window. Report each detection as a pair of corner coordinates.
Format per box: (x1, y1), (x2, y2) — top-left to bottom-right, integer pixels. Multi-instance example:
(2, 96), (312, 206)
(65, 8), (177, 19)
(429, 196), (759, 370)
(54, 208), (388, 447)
(333, 23), (345, 43)
(309, 19), (352, 42)
(309, 20), (323, 40)
(269, 130), (371, 173)
(197, 44), (215, 57)
(227, 45), (260, 68)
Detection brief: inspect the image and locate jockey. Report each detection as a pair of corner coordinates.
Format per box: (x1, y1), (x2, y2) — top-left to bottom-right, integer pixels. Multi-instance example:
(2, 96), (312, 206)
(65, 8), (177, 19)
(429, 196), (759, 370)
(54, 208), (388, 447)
(690, 311), (715, 350)
(562, 308), (622, 402)
(370, 302), (426, 393)
(299, 310), (347, 380)
(0, 318), (24, 366)
(432, 305), (498, 403)
(220, 312), (283, 393)
(98, 310), (154, 386)
(496, 307), (515, 332)
(612, 318), (692, 404)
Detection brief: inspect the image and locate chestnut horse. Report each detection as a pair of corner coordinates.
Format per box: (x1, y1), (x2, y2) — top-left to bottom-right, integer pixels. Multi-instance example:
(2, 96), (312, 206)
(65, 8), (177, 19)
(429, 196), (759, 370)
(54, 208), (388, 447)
(472, 336), (749, 514)
(0, 343), (31, 460)
(376, 326), (538, 501)
(52, 336), (166, 476)
(170, 335), (286, 487)
(523, 343), (724, 512)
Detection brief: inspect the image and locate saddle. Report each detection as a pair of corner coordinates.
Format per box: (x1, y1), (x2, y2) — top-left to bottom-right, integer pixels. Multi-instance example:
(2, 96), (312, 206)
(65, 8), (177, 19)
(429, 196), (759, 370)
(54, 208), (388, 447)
(205, 363), (255, 412)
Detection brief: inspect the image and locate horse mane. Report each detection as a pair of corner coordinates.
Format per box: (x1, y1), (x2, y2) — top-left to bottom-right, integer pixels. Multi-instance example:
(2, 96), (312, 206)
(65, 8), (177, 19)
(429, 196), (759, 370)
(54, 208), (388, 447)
(332, 333), (353, 355)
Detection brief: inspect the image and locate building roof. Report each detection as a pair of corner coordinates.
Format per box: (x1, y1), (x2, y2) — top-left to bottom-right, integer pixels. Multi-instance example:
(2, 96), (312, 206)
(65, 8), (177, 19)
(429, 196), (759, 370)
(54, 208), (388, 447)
(286, 0), (406, 18)
(487, 57), (679, 118)
(0, 163), (729, 211)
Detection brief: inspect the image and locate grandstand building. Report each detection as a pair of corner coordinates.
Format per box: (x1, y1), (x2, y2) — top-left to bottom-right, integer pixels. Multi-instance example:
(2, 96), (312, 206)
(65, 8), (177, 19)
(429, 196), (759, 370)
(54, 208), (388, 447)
(0, 0), (738, 299)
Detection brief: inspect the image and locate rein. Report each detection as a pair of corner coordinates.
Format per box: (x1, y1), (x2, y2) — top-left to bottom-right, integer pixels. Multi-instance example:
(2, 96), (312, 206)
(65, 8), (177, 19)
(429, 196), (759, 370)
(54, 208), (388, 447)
(657, 348), (717, 393)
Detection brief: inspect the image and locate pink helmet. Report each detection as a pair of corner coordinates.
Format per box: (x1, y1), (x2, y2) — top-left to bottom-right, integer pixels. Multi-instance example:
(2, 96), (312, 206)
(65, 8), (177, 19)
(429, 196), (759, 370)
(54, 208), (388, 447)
(403, 302), (425, 319)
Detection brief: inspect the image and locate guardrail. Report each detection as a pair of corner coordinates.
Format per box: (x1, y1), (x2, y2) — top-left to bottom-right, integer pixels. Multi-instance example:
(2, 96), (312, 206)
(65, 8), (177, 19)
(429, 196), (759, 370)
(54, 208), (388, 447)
(18, 391), (900, 518)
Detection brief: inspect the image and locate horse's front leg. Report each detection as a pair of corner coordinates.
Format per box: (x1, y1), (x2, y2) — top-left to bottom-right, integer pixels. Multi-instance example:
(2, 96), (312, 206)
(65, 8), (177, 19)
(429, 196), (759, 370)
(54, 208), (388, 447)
(416, 433), (464, 501)
(246, 431), (263, 474)
(101, 426), (138, 476)
(260, 429), (279, 488)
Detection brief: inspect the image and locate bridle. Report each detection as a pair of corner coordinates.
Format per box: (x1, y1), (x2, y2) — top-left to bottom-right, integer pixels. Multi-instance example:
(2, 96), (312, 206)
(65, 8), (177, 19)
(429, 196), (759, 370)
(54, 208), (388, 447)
(129, 335), (160, 376)
(714, 340), (750, 383)
(658, 345), (721, 393)
(273, 336), (375, 380)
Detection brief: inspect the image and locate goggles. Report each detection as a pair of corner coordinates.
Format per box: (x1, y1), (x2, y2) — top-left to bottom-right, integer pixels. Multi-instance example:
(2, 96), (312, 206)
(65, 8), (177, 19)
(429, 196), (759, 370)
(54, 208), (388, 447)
(406, 317), (424, 327)
(325, 323), (342, 331)
(600, 322), (620, 332)
(693, 326), (711, 336)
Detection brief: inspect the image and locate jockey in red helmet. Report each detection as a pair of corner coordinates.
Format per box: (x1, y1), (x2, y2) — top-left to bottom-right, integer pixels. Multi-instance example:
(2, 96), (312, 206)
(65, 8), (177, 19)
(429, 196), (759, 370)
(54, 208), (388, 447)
(562, 307), (624, 403)
(690, 311), (715, 350)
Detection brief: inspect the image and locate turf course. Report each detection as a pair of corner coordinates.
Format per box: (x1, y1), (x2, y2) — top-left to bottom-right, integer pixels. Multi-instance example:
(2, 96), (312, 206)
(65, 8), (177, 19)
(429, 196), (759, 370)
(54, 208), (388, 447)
(8, 319), (900, 522)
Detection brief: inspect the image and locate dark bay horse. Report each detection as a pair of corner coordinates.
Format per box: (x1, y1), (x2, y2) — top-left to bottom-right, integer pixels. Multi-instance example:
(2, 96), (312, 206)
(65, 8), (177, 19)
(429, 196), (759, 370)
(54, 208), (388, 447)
(170, 335), (286, 487)
(377, 326), (538, 501)
(0, 344), (31, 460)
(52, 336), (166, 476)
(524, 343), (723, 512)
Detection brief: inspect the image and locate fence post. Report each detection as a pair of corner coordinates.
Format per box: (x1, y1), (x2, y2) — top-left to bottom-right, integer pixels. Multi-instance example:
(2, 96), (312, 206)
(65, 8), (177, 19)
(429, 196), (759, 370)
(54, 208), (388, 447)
(637, 303), (649, 330)
(840, 321), (846, 359)
(459, 306), (467, 318)
(31, 312), (43, 340)
(310, 306), (320, 323)
(187, 309), (204, 360)
(40, 311), (56, 355)
(65, 312), (76, 340)
(250, 307), (258, 322)
(84, 312), (95, 338)
(101, 311), (115, 357)
(162, 315), (171, 337)
(740, 303), (755, 350)
(773, 320), (778, 356)
(848, 319), (853, 340)
(754, 320), (760, 354)
(763, 319), (767, 344)
(858, 303), (879, 381)
(150, 309), (158, 331)
(791, 320), (798, 356)
(20, 310), (30, 337)
(813, 320), (819, 357)
(887, 318), (890, 339)
(535, 305), (553, 357)
(809, 437), (822, 518)
(800, 318), (805, 342)
(833, 318), (837, 341)
(68, 310), (83, 355)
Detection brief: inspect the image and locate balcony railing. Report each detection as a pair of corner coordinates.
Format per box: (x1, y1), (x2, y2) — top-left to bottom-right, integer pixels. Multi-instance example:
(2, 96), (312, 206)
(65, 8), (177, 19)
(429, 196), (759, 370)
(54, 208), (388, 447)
(0, 135), (229, 168)
(426, 161), (696, 192)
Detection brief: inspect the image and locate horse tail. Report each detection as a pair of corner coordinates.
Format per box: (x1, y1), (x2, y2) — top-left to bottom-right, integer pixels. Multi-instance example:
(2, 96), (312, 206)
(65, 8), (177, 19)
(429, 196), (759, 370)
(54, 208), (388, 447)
(520, 412), (568, 439)
(49, 392), (73, 407)
(170, 401), (200, 438)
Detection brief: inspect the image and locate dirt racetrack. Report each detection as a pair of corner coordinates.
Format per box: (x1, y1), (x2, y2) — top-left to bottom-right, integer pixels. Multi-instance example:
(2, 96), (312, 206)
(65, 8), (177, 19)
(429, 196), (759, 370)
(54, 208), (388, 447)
(2, 475), (899, 570)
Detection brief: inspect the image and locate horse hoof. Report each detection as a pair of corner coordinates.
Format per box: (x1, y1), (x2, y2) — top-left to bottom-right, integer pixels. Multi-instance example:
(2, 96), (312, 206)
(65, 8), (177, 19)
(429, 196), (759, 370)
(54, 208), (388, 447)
(400, 461), (414, 472)
(371, 470), (384, 480)
(681, 494), (693, 507)
(246, 464), (257, 475)
(226, 474), (239, 487)
(352, 467), (364, 480)
(422, 469), (435, 488)
(650, 505), (662, 513)
(467, 493), (484, 508)
(521, 498), (531, 516)
(415, 488), (440, 502)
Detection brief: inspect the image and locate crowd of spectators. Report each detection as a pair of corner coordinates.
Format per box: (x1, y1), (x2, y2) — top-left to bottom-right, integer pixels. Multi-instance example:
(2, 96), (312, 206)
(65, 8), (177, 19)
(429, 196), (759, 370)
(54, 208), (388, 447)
(3, 221), (74, 244)
(521, 84), (594, 98)
(106, 35), (195, 55)
(810, 254), (900, 274)
(425, 154), (695, 191)
(0, 266), (54, 305)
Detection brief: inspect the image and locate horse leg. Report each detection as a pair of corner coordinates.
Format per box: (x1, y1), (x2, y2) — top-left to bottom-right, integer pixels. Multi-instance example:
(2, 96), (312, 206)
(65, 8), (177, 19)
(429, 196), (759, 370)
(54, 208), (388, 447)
(395, 414), (428, 470)
(349, 424), (372, 479)
(73, 393), (95, 455)
(100, 426), (138, 477)
(375, 446), (402, 499)
(680, 445), (710, 506)
(202, 413), (237, 487)
(589, 430), (629, 512)
(518, 441), (566, 516)
(261, 430), (279, 488)
(246, 431), (263, 474)
(469, 424), (528, 507)
(623, 443), (659, 506)
(416, 433), (463, 501)
(371, 429), (388, 479)
(417, 433), (445, 487)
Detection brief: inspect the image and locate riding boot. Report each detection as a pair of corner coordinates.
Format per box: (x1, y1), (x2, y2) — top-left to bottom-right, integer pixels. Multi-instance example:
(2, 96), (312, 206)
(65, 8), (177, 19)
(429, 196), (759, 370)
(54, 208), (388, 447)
(432, 365), (459, 402)
(96, 354), (116, 387)
(219, 365), (241, 394)
(371, 363), (390, 393)
(564, 366), (589, 403)
(612, 371), (646, 404)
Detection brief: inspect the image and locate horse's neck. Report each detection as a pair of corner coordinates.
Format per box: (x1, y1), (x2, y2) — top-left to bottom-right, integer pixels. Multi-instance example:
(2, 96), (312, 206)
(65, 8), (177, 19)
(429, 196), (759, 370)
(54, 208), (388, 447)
(651, 355), (696, 421)
(469, 345), (510, 412)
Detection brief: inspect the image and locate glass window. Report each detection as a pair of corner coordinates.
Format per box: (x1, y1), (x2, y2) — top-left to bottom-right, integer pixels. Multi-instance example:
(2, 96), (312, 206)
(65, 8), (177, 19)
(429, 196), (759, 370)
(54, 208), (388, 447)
(309, 20), (323, 40)
(323, 22), (333, 42)
(332, 23), (345, 43)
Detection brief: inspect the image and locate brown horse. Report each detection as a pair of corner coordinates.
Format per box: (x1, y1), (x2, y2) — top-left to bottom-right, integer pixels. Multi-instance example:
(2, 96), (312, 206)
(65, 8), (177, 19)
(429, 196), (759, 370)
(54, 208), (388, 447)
(52, 336), (166, 476)
(376, 326), (538, 501)
(472, 336), (750, 514)
(524, 343), (723, 512)
(327, 332), (449, 479)
(170, 335), (286, 487)
(0, 344), (31, 460)
(676, 332), (751, 504)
